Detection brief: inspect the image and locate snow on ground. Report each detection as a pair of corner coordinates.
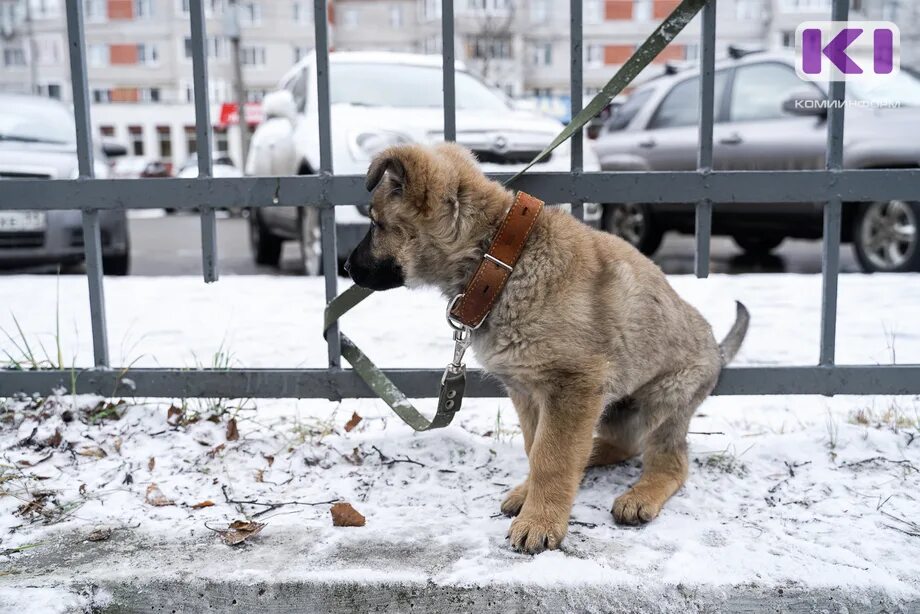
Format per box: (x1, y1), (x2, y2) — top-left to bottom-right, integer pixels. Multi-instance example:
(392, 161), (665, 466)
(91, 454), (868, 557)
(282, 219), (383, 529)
(1, 274), (919, 604)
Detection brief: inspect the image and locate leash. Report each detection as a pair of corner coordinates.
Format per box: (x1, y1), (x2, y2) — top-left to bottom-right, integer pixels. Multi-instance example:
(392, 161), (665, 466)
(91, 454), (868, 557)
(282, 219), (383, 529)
(322, 0), (707, 431)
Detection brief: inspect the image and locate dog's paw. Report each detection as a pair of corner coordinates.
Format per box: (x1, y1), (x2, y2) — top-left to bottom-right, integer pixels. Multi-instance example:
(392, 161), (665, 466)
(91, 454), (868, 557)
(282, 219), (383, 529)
(506, 511), (567, 554)
(500, 482), (528, 517)
(612, 488), (662, 525)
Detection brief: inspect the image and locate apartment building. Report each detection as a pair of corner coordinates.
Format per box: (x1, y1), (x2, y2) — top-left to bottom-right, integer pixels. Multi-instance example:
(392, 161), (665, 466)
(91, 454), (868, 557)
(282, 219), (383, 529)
(0, 0), (911, 169)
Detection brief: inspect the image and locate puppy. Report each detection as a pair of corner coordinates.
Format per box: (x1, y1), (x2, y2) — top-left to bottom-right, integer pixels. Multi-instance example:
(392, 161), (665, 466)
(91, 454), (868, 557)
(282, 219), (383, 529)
(346, 143), (749, 554)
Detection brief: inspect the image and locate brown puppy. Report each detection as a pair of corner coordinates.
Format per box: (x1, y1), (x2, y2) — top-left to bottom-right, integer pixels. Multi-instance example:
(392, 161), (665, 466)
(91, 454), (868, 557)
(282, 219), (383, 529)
(346, 143), (749, 554)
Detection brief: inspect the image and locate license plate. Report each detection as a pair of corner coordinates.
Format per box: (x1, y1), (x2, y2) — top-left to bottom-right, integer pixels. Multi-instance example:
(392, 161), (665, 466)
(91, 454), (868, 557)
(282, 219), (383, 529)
(0, 211), (46, 232)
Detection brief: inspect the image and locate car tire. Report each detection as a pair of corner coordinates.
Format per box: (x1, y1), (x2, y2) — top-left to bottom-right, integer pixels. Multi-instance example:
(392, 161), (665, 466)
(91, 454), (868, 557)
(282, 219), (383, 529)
(602, 203), (663, 256)
(299, 207), (323, 276)
(732, 235), (785, 255)
(852, 200), (920, 273)
(249, 210), (283, 267)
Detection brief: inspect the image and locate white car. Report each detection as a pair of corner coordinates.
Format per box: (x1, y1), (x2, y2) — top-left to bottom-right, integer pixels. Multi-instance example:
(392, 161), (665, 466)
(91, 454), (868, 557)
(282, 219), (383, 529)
(245, 51), (600, 273)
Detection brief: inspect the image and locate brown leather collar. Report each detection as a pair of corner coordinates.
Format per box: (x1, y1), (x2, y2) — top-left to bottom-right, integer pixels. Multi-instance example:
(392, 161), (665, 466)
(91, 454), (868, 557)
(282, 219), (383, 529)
(448, 191), (544, 329)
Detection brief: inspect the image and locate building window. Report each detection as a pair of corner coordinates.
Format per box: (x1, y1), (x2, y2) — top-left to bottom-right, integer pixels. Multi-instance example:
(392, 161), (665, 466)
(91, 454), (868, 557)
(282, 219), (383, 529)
(37, 83), (62, 99)
(238, 1), (261, 25)
(530, 42), (552, 66)
(88, 43), (107, 67)
(343, 8), (359, 29)
(184, 36), (227, 60)
(468, 36), (512, 60)
(633, 0), (652, 20)
(422, 0), (441, 20)
(214, 128), (229, 154)
(390, 4), (403, 28)
(128, 125), (144, 156)
(246, 89), (267, 102)
(466, 0), (509, 15)
(140, 88), (161, 102)
(293, 45), (310, 63)
(293, 1), (311, 23)
(684, 43), (699, 61)
(29, 0), (60, 19)
(134, 0), (154, 18)
(92, 88), (112, 103)
(156, 126), (172, 159)
(137, 44), (159, 66)
(422, 35), (441, 54)
(735, 0), (762, 19)
(530, 0), (550, 22)
(584, 44), (602, 69)
(84, 0), (106, 21)
(185, 126), (197, 155)
(2, 47), (26, 67)
(584, 0), (602, 23)
(100, 125), (116, 138)
(240, 46), (266, 66)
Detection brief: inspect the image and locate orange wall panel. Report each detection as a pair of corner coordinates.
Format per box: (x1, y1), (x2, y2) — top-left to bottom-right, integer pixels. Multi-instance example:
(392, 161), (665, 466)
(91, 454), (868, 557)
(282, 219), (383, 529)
(109, 44), (138, 65)
(604, 44), (635, 65)
(652, 44), (685, 63)
(605, 0), (632, 20)
(653, 0), (681, 19)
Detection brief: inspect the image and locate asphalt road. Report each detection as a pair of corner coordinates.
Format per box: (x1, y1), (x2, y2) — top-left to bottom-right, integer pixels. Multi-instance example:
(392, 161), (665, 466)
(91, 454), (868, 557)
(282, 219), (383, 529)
(124, 212), (861, 277)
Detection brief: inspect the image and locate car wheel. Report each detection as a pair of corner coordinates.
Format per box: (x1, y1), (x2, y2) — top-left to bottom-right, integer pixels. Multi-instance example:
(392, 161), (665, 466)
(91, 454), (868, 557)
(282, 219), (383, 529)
(102, 251), (130, 276)
(852, 200), (920, 273)
(249, 210), (283, 267)
(602, 203), (663, 256)
(732, 235), (785, 255)
(299, 207), (323, 276)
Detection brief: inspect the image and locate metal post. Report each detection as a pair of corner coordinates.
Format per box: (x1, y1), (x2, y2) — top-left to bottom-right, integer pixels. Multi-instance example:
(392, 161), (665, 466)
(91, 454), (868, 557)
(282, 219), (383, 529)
(441, 0), (456, 142)
(65, 0), (109, 367)
(315, 0), (340, 368)
(570, 0), (584, 221)
(189, 0), (219, 282)
(694, 0), (716, 278)
(819, 0), (848, 366)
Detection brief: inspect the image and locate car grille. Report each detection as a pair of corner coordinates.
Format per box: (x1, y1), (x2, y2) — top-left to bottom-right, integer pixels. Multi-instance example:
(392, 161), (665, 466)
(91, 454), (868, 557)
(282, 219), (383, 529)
(0, 232), (44, 249)
(70, 228), (111, 247)
(471, 150), (551, 165)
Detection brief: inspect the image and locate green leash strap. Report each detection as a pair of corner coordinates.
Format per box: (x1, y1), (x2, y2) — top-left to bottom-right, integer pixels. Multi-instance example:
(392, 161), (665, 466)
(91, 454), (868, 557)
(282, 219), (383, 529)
(323, 285), (468, 431)
(323, 0), (706, 431)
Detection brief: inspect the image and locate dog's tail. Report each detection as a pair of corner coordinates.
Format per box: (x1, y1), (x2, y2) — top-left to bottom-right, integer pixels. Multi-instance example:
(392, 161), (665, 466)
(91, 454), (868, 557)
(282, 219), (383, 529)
(719, 301), (750, 366)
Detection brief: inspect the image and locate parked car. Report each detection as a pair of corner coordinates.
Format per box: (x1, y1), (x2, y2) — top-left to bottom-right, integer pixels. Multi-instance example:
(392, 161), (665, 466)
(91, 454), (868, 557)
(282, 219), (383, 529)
(0, 94), (131, 275)
(245, 51), (601, 273)
(140, 160), (171, 178)
(592, 50), (920, 272)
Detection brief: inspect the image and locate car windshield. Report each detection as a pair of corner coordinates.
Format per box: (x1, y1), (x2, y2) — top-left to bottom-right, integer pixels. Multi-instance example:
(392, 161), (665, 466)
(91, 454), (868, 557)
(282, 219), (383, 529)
(330, 62), (509, 111)
(0, 98), (76, 145)
(847, 69), (920, 106)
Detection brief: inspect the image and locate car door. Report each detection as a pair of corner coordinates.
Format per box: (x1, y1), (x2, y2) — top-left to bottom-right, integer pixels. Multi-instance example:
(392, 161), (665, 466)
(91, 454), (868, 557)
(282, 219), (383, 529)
(639, 70), (730, 171)
(716, 61), (827, 172)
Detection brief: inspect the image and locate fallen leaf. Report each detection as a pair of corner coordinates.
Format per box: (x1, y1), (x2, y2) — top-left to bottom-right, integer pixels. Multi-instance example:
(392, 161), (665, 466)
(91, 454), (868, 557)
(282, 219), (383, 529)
(207, 443), (225, 458)
(331, 502), (366, 527)
(79, 483), (87, 496)
(255, 469), (264, 483)
(166, 405), (184, 427)
(145, 483), (175, 507)
(226, 418), (239, 441)
(344, 412), (363, 433)
(216, 520), (265, 546)
(87, 527), (112, 542)
(45, 429), (62, 448)
(148, 457), (155, 471)
(263, 454), (274, 467)
(77, 446), (107, 459)
(190, 500), (215, 509)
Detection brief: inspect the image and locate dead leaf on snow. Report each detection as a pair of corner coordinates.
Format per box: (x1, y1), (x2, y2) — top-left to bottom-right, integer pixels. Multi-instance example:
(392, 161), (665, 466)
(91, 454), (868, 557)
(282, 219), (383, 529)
(263, 454), (274, 467)
(166, 405), (184, 427)
(255, 469), (264, 483)
(226, 418), (239, 441)
(45, 429), (62, 449)
(190, 500), (215, 509)
(215, 520), (265, 546)
(145, 483), (175, 507)
(87, 527), (113, 542)
(77, 446), (107, 459)
(331, 502), (366, 527)
(344, 412), (363, 433)
(207, 443), (225, 458)
(79, 483), (87, 496)
(148, 457), (155, 471)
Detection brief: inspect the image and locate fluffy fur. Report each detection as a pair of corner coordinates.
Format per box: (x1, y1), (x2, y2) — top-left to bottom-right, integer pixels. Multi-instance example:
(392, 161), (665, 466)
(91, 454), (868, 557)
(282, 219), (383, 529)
(346, 143), (749, 554)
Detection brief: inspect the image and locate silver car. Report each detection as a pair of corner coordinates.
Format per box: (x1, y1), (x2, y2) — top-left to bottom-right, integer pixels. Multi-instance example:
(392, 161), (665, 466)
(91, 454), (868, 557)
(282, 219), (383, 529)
(592, 51), (920, 273)
(0, 94), (130, 275)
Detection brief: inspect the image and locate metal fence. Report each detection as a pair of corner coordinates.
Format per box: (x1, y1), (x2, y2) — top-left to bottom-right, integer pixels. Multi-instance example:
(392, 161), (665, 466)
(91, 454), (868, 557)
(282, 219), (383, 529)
(1, 0), (919, 400)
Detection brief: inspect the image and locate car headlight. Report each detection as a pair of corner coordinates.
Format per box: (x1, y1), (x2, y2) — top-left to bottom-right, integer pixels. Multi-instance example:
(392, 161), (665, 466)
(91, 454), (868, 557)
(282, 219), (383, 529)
(349, 130), (413, 161)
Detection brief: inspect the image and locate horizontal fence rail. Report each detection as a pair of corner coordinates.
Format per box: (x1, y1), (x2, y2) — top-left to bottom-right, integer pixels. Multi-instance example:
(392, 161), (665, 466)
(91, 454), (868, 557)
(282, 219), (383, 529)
(1, 0), (919, 402)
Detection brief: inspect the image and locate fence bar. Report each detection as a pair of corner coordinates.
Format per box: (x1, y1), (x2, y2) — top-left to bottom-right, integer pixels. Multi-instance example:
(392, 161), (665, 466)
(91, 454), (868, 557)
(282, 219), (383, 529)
(3, 170), (918, 211)
(819, 0), (849, 366)
(315, 0), (340, 368)
(189, 0), (218, 283)
(4, 365), (920, 399)
(64, 0), (109, 368)
(694, 0), (716, 278)
(569, 0), (584, 221)
(441, 0), (456, 142)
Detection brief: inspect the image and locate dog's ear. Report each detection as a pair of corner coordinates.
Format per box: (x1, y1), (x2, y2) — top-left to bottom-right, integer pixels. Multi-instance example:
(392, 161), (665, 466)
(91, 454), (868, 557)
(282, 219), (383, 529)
(365, 155), (406, 193)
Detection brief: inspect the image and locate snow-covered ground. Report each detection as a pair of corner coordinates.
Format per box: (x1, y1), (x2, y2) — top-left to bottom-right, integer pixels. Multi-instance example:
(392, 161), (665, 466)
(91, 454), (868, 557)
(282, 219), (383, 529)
(1, 274), (919, 611)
